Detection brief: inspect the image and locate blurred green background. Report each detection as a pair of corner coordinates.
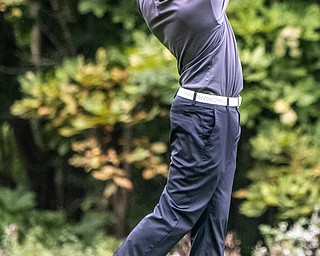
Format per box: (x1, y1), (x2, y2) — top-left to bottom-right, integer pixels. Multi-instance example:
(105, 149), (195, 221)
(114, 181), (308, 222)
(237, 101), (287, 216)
(0, 0), (319, 255)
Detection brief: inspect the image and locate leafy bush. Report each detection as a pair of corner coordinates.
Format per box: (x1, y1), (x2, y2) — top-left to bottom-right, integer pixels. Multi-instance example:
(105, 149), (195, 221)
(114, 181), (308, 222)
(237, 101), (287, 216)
(0, 185), (115, 249)
(0, 123), (27, 186)
(230, 0), (320, 222)
(0, 186), (36, 236)
(10, 42), (176, 197)
(0, 224), (121, 256)
(0, 187), (119, 255)
(253, 207), (320, 256)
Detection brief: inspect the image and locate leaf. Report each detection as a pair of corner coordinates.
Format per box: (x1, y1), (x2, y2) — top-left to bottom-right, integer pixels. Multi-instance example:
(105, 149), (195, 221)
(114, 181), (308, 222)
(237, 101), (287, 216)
(0, 187), (36, 213)
(91, 166), (124, 181)
(113, 177), (133, 190)
(233, 189), (250, 199)
(79, 91), (109, 116)
(150, 142), (167, 154)
(70, 115), (93, 130)
(125, 147), (150, 163)
(77, 0), (108, 18)
(103, 183), (118, 198)
(142, 164), (168, 180)
(95, 47), (108, 67)
(58, 126), (79, 137)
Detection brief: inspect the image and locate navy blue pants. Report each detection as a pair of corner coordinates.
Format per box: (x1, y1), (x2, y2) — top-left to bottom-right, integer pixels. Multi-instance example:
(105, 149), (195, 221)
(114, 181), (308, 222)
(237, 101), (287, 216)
(114, 95), (241, 256)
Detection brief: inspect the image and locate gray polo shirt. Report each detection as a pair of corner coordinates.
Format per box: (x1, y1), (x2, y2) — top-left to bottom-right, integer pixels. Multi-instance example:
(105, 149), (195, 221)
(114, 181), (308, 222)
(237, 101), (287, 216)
(136, 0), (243, 97)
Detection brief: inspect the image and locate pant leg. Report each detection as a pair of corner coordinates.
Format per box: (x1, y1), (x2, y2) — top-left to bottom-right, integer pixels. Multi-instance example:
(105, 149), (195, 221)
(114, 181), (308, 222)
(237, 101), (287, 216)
(190, 154), (238, 256)
(190, 107), (241, 256)
(114, 97), (240, 256)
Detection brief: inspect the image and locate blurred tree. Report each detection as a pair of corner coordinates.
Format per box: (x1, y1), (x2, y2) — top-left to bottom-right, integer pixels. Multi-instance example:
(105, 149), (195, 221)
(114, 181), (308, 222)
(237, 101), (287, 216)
(1, 0), (147, 234)
(10, 35), (178, 236)
(227, 1), (320, 251)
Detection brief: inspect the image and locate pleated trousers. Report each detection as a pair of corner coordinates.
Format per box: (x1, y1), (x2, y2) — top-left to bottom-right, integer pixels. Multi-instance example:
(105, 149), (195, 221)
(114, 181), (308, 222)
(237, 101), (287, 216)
(114, 95), (241, 256)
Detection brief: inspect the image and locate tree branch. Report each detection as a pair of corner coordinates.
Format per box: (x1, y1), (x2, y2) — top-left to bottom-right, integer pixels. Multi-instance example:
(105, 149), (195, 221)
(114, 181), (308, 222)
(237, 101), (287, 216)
(38, 17), (70, 57)
(30, 2), (41, 67)
(49, 0), (76, 56)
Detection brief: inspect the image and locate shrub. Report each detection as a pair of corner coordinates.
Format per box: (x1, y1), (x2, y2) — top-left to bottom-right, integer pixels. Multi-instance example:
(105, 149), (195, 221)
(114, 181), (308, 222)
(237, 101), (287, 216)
(0, 224), (121, 256)
(253, 207), (320, 256)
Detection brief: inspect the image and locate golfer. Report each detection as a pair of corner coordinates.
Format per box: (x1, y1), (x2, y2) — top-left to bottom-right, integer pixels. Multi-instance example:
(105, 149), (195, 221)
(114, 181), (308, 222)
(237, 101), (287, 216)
(115, 0), (242, 255)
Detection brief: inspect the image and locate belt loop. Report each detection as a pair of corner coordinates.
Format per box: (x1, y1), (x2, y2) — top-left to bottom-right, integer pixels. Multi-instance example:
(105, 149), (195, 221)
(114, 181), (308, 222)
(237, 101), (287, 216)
(238, 95), (242, 108)
(227, 97), (230, 111)
(192, 91), (197, 105)
(173, 89), (179, 99)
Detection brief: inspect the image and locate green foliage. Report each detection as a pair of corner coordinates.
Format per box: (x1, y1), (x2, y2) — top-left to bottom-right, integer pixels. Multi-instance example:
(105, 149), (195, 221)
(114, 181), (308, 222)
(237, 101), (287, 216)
(0, 186), (118, 254)
(0, 186), (73, 240)
(229, 0), (320, 223)
(10, 49), (134, 196)
(11, 48), (136, 138)
(0, 225), (121, 256)
(0, 186), (36, 234)
(2, 0), (320, 251)
(78, 0), (108, 18)
(228, 1), (320, 127)
(238, 172), (320, 219)
(78, 0), (140, 30)
(0, 187), (35, 214)
(0, 123), (27, 186)
(10, 37), (176, 198)
(253, 207), (320, 256)
(127, 32), (179, 105)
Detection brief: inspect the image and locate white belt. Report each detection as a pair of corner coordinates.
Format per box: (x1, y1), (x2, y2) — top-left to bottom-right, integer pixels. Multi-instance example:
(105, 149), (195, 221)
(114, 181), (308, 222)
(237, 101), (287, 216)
(176, 87), (242, 107)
